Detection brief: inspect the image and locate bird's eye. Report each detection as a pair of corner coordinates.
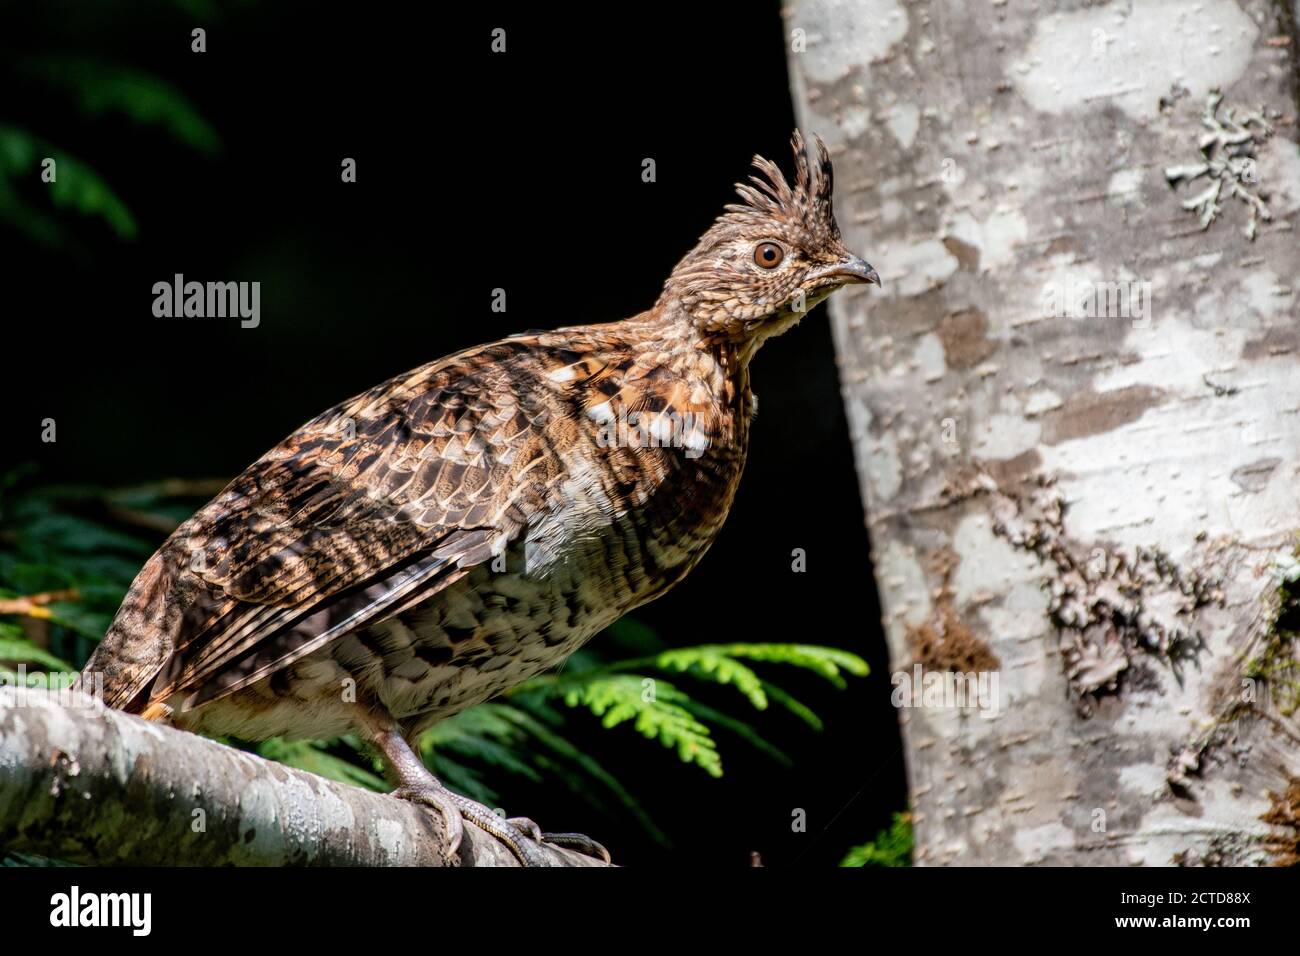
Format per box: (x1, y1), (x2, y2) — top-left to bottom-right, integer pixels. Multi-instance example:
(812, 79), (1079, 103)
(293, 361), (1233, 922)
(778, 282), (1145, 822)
(753, 242), (784, 269)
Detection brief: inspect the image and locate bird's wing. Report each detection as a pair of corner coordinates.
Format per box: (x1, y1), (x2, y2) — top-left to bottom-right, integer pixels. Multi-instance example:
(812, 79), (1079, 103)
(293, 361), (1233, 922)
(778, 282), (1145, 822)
(119, 337), (615, 712)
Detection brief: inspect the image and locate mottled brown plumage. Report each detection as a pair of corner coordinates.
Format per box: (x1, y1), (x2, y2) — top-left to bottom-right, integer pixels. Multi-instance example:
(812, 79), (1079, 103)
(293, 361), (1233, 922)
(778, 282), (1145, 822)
(79, 131), (877, 865)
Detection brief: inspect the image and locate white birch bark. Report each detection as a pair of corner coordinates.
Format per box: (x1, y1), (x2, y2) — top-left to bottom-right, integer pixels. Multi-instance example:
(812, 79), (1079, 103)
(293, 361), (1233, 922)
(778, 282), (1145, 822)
(786, 0), (1300, 864)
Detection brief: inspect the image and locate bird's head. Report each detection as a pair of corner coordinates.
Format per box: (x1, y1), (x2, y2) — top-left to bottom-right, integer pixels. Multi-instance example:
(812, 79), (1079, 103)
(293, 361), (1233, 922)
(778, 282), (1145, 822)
(660, 131), (878, 356)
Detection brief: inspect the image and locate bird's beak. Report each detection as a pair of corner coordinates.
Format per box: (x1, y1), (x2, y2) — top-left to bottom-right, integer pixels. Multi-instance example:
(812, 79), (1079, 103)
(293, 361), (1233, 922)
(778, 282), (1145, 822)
(815, 255), (881, 287)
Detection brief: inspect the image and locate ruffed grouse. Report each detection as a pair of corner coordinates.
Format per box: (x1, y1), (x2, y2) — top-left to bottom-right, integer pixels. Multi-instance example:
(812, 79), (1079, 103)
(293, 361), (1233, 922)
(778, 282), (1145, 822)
(80, 132), (878, 865)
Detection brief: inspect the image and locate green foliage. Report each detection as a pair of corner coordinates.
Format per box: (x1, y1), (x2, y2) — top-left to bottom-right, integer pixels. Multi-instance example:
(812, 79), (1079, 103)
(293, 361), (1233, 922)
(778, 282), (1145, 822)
(606, 642), (869, 731)
(0, 127), (137, 244)
(0, 472), (869, 848)
(525, 672), (722, 777)
(254, 738), (387, 793)
(0, 627), (73, 671)
(16, 57), (221, 156)
(0, 44), (220, 248)
(840, 812), (913, 868)
(0, 475), (164, 674)
(626, 642), (869, 689)
(515, 642), (870, 782)
(417, 701), (669, 843)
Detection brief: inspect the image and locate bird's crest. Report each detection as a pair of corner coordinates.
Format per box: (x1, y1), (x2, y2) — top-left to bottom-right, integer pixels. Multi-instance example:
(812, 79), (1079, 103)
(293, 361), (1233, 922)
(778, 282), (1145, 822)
(723, 130), (840, 241)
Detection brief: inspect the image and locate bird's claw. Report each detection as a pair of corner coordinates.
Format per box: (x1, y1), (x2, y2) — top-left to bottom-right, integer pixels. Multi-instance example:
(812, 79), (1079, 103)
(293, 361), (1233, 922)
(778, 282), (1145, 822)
(506, 815), (543, 842)
(392, 783), (465, 861)
(509, 817), (611, 863)
(394, 784), (609, 866)
(541, 832), (612, 864)
(436, 793), (552, 866)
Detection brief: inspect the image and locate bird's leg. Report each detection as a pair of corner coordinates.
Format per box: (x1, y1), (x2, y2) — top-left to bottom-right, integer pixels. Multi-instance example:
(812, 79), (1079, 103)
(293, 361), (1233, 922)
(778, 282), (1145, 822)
(361, 718), (463, 862)
(357, 709), (553, 866)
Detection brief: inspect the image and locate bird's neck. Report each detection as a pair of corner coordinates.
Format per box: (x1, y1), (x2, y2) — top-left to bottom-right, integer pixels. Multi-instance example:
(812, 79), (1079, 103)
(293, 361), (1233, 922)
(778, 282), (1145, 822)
(645, 295), (797, 372)
(639, 300), (752, 406)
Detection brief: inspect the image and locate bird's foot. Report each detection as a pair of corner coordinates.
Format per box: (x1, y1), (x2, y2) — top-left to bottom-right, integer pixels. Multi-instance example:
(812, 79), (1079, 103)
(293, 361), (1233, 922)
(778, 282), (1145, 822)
(393, 782), (552, 866)
(444, 795), (554, 866)
(392, 781), (609, 865)
(391, 782), (465, 864)
(507, 816), (612, 864)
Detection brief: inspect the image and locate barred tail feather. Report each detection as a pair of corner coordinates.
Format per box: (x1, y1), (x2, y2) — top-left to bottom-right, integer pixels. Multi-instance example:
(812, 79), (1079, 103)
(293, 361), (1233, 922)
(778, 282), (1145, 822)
(76, 551), (181, 712)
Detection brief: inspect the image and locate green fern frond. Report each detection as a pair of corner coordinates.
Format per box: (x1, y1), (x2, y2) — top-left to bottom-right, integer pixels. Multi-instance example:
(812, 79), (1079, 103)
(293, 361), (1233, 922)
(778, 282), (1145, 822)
(840, 812), (913, 867)
(431, 731), (544, 787)
(602, 642), (863, 727)
(498, 699), (667, 844)
(675, 696), (791, 766)
(758, 679), (823, 731)
(611, 642), (868, 692)
(712, 643), (869, 688)
(512, 640), (870, 779)
(611, 646), (769, 708)
(422, 701), (664, 836)
(0, 127), (137, 240)
(527, 673), (721, 777)
(422, 700), (517, 747)
(17, 57), (221, 156)
(0, 639), (71, 671)
(422, 751), (499, 806)
(0, 622), (73, 670)
(256, 738), (387, 792)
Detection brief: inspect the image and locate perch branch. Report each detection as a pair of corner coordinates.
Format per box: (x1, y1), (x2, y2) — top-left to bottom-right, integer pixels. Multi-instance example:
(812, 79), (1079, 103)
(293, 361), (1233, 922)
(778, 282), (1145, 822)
(0, 687), (607, 867)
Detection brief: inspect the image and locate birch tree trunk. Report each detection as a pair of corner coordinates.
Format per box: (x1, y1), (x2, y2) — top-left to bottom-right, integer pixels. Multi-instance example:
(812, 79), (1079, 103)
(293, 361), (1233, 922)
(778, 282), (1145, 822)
(786, 0), (1300, 865)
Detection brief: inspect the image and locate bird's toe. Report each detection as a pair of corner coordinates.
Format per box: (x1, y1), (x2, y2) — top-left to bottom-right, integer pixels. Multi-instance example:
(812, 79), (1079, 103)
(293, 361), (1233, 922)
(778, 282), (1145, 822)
(392, 782), (465, 860)
(538, 831), (612, 864)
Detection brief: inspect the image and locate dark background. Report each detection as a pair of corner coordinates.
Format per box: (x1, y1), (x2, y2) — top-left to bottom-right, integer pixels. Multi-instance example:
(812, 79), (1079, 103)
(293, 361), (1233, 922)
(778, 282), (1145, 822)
(4, 1), (905, 865)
